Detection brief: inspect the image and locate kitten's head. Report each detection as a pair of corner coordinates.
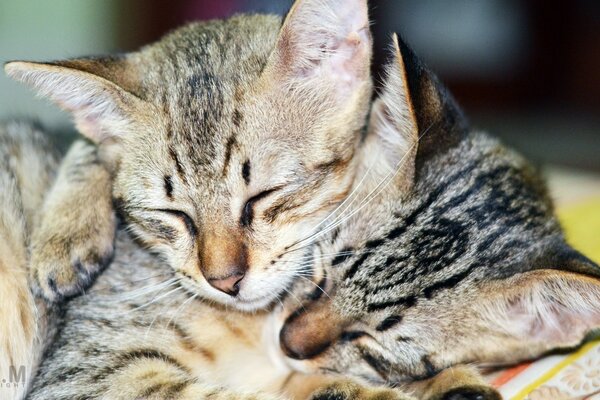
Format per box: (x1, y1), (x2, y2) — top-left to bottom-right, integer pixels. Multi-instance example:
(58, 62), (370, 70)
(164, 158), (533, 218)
(5, 0), (372, 311)
(278, 35), (600, 384)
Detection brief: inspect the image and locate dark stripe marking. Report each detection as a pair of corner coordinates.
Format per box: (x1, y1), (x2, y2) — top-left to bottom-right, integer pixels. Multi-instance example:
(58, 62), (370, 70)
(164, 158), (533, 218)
(232, 108), (243, 127)
(164, 175), (174, 199)
(169, 145), (187, 183)
(222, 136), (237, 176)
(242, 159), (251, 185)
(331, 247), (354, 267)
(376, 315), (403, 331)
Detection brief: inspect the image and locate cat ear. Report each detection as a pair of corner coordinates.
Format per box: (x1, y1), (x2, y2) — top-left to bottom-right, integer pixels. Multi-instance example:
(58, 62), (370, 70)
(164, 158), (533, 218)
(4, 57), (146, 145)
(366, 34), (419, 194)
(264, 0), (371, 101)
(482, 245), (600, 349)
(391, 35), (469, 170)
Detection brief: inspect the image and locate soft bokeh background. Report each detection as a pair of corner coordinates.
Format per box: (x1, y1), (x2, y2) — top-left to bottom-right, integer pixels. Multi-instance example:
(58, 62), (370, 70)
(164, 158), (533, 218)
(1, 0), (599, 184)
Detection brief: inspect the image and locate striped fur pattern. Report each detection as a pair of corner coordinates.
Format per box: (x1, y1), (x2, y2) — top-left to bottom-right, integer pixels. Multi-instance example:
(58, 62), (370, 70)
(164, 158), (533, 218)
(0, 122), (415, 400)
(278, 36), (600, 398)
(0, 121), (59, 400)
(5, 0), (373, 311)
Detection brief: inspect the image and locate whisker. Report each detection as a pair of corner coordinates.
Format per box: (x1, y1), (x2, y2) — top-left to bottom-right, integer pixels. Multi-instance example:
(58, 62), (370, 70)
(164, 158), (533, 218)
(285, 122), (434, 253)
(127, 280), (183, 313)
(296, 275), (331, 300)
(144, 286), (186, 338)
(165, 292), (199, 329)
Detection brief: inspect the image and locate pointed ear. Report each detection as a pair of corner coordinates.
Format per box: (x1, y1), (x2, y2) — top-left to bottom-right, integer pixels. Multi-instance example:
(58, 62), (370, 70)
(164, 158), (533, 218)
(4, 57), (147, 145)
(392, 35), (469, 170)
(483, 248), (600, 349)
(264, 0), (371, 101)
(367, 34), (419, 194)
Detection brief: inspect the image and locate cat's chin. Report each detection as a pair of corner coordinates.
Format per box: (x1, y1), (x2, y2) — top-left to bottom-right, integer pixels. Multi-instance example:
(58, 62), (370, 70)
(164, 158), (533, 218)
(177, 274), (287, 312)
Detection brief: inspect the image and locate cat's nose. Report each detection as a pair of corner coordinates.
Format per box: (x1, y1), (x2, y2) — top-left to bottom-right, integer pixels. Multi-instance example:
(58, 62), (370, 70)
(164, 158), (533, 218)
(205, 269), (245, 296)
(200, 228), (249, 297)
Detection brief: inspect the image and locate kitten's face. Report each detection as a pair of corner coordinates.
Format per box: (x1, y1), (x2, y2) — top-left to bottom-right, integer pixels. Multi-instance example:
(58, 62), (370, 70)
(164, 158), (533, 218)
(114, 56), (364, 310)
(277, 36), (600, 384)
(7, 0), (372, 310)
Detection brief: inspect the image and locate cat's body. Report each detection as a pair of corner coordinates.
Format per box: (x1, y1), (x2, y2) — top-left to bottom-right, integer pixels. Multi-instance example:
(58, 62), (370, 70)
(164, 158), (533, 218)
(3, 2), (600, 400)
(278, 36), (600, 391)
(0, 121), (58, 400)
(1, 120), (421, 400)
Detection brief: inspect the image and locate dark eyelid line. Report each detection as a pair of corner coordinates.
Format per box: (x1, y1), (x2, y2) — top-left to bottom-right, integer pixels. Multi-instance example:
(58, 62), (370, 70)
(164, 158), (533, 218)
(154, 208), (198, 237)
(240, 186), (284, 227)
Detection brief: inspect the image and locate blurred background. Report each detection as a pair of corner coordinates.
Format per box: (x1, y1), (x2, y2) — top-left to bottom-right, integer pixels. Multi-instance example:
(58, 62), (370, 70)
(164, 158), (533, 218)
(1, 0), (599, 200)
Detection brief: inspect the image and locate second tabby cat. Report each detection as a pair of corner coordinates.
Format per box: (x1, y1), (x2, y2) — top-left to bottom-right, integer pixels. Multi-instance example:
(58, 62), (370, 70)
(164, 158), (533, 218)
(277, 35), (600, 398)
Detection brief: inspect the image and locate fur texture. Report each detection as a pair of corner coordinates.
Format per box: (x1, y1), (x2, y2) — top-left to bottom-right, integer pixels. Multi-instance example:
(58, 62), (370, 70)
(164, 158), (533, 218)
(5, 0), (373, 310)
(277, 36), (600, 399)
(0, 121), (58, 400)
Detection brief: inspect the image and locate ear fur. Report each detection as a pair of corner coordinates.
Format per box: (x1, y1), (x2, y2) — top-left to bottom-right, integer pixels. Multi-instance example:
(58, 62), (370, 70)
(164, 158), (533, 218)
(264, 0), (371, 100)
(392, 35), (469, 170)
(482, 251), (600, 349)
(4, 58), (147, 145)
(366, 34), (419, 194)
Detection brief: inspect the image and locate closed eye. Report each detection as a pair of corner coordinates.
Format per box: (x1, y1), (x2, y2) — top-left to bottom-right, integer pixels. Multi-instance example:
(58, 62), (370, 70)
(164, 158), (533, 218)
(155, 209), (197, 237)
(240, 187), (282, 227)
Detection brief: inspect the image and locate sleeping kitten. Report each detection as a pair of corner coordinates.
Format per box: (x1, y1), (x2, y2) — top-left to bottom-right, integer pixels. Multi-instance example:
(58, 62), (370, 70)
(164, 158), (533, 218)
(18, 34), (599, 400)
(277, 34), (600, 399)
(5, 0), (372, 312)
(0, 126), (417, 400)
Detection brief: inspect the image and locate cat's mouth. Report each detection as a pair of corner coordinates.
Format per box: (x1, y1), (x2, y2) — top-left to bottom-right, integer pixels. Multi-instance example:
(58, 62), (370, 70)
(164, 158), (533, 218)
(177, 267), (296, 312)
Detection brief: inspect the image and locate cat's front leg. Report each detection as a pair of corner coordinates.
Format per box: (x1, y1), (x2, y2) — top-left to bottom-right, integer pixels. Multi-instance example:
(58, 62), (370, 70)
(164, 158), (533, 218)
(95, 358), (282, 400)
(284, 374), (417, 400)
(411, 365), (501, 400)
(30, 139), (116, 301)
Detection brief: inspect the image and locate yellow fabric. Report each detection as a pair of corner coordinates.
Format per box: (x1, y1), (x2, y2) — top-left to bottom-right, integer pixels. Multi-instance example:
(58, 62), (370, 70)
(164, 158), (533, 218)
(557, 198), (600, 264)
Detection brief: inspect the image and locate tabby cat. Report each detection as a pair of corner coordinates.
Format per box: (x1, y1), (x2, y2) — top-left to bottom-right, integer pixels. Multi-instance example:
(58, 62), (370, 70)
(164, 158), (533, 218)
(5, 4), (599, 400)
(1, 127), (417, 400)
(5, 0), (372, 312)
(22, 34), (600, 400)
(3, 0), (375, 397)
(278, 34), (600, 398)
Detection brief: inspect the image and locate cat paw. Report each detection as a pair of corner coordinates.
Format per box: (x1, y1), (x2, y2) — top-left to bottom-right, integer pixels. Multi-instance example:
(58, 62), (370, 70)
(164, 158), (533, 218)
(310, 381), (414, 400)
(30, 223), (115, 301)
(436, 386), (502, 400)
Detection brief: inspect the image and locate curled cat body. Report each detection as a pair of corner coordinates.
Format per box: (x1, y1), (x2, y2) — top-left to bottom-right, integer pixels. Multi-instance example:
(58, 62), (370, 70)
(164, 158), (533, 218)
(15, 34), (600, 400)
(278, 35), (600, 397)
(4, 3), (600, 400)
(2, 1), (373, 397)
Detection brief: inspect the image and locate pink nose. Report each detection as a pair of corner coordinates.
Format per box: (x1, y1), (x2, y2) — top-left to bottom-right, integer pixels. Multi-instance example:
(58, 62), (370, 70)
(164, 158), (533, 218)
(206, 270), (245, 296)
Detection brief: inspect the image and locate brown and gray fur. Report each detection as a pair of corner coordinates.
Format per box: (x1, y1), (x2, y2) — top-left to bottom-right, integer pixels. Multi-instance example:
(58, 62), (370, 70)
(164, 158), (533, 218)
(0, 121), (61, 400)
(0, 125), (419, 400)
(25, 35), (599, 400)
(6, 5), (600, 400)
(277, 35), (600, 398)
(5, 0), (372, 312)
